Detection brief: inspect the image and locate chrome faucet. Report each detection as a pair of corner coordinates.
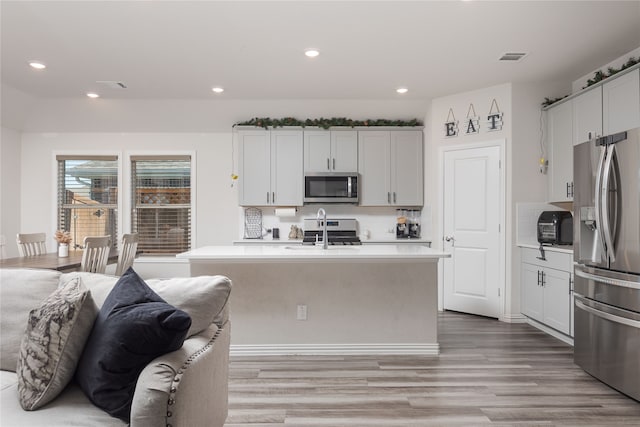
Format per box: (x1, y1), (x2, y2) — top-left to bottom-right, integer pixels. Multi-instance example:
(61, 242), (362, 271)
(316, 208), (328, 249)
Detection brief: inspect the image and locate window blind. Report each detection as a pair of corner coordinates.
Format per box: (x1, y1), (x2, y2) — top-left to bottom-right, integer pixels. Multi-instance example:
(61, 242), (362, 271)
(57, 156), (118, 251)
(131, 156), (192, 255)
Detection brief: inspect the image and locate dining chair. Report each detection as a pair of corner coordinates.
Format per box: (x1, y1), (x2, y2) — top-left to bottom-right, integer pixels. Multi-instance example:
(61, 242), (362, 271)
(0, 235), (6, 260)
(81, 236), (111, 274)
(16, 233), (47, 257)
(115, 233), (139, 276)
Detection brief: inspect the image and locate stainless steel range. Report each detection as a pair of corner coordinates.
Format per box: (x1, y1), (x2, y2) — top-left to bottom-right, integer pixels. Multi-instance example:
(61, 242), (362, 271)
(302, 218), (361, 245)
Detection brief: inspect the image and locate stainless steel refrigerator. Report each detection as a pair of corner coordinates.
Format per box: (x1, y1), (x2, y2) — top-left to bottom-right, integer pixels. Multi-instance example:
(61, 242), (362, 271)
(573, 127), (640, 401)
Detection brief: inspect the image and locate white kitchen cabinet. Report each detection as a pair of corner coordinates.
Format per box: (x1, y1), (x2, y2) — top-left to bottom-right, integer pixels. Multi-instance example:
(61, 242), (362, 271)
(303, 130), (358, 173)
(546, 101), (574, 202)
(520, 247), (572, 336)
(358, 130), (423, 206)
(238, 130), (303, 206)
(573, 86), (602, 145)
(603, 68), (640, 135)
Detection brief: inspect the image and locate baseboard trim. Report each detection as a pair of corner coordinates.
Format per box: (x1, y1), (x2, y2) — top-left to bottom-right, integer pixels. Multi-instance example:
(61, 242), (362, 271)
(500, 313), (528, 323)
(526, 318), (574, 346)
(230, 343), (440, 356)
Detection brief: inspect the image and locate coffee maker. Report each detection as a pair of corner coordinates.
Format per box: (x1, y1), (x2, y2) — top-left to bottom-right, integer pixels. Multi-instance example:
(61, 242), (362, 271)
(397, 209), (421, 239)
(408, 209), (421, 238)
(396, 209), (408, 238)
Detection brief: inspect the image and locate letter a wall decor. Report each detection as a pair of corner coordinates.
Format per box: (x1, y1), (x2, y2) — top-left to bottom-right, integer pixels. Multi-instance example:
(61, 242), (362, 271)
(464, 103), (480, 135)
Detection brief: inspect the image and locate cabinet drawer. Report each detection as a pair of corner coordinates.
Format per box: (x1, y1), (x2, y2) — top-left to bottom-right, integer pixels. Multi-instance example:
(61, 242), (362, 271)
(521, 247), (572, 271)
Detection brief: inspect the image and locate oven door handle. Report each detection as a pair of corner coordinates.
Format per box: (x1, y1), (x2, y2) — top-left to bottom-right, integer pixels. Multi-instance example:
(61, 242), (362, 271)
(575, 299), (640, 329)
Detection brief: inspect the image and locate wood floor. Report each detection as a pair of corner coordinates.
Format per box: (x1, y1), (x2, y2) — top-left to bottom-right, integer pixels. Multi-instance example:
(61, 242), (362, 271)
(225, 311), (640, 426)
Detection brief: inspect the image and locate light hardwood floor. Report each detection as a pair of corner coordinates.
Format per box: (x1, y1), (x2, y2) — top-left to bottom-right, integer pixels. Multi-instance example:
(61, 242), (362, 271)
(226, 311), (640, 426)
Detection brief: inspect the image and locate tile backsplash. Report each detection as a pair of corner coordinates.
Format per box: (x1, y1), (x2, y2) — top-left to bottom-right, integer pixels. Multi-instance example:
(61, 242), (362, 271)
(239, 205), (431, 242)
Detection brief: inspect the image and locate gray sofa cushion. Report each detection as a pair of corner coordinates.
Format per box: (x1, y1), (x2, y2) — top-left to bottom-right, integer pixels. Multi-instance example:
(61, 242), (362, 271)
(17, 276), (98, 410)
(61, 271), (232, 337)
(0, 269), (62, 371)
(0, 371), (125, 426)
(146, 275), (232, 334)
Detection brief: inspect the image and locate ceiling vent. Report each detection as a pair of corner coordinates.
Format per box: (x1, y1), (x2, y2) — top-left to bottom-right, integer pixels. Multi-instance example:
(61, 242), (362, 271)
(498, 52), (528, 62)
(96, 81), (127, 89)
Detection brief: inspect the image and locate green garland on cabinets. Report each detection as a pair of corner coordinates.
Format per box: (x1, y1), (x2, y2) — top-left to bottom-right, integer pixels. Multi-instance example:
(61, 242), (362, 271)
(583, 56), (638, 88)
(234, 117), (422, 130)
(543, 56), (639, 107)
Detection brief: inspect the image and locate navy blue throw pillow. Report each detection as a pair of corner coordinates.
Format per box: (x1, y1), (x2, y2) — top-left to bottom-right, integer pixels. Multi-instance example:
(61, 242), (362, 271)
(75, 267), (191, 422)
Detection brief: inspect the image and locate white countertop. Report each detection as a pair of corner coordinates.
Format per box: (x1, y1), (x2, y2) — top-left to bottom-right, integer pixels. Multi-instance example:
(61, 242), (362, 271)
(233, 238), (432, 245)
(177, 244), (449, 263)
(518, 243), (574, 254)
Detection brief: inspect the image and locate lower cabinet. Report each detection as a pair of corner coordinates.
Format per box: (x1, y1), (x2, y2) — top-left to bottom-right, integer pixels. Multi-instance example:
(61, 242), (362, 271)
(521, 247), (573, 337)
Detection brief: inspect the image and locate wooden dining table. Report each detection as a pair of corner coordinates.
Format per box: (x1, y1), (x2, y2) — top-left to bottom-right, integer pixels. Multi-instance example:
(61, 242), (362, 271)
(0, 250), (121, 272)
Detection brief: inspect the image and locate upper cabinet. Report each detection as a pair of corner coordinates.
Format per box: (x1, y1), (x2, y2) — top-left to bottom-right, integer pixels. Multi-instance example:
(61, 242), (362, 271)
(545, 65), (640, 203)
(238, 130), (303, 206)
(304, 130), (358, 173)
(547, 101), (574, 202)
(358, 130), (423, 206)
(573, 86), (602, 145)
(603, 68), (640, 134)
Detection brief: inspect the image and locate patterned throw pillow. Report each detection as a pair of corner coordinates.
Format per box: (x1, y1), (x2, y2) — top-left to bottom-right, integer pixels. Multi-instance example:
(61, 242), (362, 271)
(16, 277), (97, 410)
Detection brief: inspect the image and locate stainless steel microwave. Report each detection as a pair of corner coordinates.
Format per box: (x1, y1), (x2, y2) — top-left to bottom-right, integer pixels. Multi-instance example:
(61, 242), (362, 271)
(304, 172), (359, 204)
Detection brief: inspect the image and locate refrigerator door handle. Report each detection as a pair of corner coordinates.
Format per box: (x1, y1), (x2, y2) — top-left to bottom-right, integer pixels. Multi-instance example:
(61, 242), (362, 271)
(601, 144), (617, 263)
(575, 299), (640, 329)
(574, 266), (640, 291)
(594, 145), (607, 263)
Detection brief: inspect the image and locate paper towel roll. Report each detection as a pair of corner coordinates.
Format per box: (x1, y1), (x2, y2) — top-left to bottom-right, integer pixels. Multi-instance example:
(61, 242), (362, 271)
(275, 208), (297, 217)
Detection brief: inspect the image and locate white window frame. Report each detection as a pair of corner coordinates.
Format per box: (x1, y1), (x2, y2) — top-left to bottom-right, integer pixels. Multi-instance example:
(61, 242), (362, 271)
(52, 151), (123, 251)
(125, 151), (196, 255)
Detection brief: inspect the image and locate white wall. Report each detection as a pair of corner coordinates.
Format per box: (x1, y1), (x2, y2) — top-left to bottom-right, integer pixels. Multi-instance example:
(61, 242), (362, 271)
(0, 127), (22, 258)
(428, 83), (512, 318)
(19, 132), (240, 251)
(19, 98), (429, 133)
(427, 81), (570, 321)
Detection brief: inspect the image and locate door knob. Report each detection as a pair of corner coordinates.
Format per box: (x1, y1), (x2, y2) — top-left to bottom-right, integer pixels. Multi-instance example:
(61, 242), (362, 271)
(444, 236), (455, 242)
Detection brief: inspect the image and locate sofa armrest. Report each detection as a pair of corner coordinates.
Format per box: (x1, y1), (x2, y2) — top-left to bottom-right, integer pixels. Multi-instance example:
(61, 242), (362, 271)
(129, 321), (231, 427)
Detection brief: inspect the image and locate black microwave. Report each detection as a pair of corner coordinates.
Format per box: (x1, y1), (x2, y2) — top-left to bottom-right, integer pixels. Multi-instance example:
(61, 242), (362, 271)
(537, 211), (573, 245)
(304, 172), (359, 204)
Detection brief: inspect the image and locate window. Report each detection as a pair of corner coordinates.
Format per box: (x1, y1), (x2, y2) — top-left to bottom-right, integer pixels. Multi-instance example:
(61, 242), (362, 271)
(57, 156), (118, 251)
(131, 156), (192, 255)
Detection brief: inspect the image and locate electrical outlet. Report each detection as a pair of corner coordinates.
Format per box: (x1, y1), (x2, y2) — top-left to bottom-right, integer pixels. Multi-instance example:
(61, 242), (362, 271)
(296, 304), (308, 321)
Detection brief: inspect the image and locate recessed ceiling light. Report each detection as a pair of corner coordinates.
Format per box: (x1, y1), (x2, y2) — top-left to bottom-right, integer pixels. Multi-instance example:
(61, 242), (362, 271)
(86, 92), (100, 99)
(396, 87), (408, 94)
(212, 87), (224, 93)
(304, 49), (320, 58)
(29, 61), (46, 70)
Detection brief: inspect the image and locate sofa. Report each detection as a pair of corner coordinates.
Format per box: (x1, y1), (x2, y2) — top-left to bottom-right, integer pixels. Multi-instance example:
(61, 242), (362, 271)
(0, 268), (232, 427)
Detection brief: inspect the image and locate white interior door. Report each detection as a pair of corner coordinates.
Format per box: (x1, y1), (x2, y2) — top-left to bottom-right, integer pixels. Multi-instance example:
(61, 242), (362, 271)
(443, 145), (502, 318)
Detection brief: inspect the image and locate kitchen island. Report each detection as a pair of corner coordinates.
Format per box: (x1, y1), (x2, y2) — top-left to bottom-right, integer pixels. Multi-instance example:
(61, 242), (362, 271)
(177, 245), (449, 356)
